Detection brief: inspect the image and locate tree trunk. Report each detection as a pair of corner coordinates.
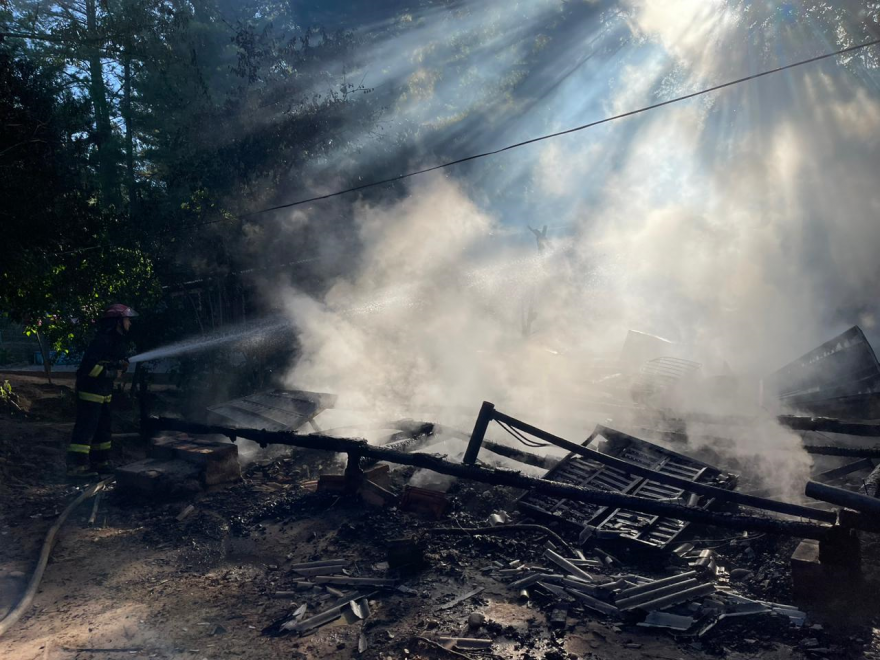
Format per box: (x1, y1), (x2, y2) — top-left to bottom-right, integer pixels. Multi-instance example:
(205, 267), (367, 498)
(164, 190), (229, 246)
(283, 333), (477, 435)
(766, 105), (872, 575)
(122, 47), (136, 218)
(184, 286), (205, 335)
(206, 286), (216, 330)
(85, 0), (119, 208)
(34, 330), (52, 385)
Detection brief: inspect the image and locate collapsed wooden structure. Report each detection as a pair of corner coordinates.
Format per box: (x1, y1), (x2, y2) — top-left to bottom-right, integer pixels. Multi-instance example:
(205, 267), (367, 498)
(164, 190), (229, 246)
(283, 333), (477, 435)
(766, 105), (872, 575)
(146, 413), (858, 541)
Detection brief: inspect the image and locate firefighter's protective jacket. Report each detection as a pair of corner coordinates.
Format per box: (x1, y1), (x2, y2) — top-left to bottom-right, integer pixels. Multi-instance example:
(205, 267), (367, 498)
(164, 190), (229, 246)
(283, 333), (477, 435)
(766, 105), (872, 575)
(75, 330), (128, 403)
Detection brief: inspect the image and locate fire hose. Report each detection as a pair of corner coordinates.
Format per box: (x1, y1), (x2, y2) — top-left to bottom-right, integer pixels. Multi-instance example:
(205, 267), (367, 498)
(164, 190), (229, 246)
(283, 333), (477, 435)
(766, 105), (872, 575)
(0, 478), (113, 638)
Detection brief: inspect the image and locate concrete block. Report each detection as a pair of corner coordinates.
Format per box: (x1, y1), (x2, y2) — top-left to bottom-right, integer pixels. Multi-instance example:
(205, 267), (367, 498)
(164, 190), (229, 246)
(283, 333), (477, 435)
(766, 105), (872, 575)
(116, 458), (201, 498)
(360, 479), (398, 507)
(150, 436), (181, 460)
(791, 539), (861, 600)
(149, 436), (241, 486)
(172, 440), (238, 466)
(399, 486), (448, 518)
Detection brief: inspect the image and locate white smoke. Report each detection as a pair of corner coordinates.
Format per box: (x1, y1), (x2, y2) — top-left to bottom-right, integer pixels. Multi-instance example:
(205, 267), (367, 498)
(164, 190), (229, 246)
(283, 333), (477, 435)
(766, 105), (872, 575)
(269, 1), (880, 501)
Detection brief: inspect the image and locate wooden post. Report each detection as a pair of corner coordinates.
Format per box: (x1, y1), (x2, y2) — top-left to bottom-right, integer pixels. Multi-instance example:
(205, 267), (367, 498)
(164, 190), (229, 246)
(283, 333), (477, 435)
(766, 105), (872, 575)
(806, 480), (880, 517)
(463, 401), (495, 465)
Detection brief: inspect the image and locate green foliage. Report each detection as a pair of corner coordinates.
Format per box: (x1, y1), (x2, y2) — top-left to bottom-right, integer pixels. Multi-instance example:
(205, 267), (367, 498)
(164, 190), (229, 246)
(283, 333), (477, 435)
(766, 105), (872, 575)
(0, 380), (23, 414)
(0, 0), (379, 365)
(6, 246), (162, 356)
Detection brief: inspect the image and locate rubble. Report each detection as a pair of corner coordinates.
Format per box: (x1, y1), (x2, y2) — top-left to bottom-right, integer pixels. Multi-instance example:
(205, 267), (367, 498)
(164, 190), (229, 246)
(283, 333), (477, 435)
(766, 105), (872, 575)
(146, 415), (838, 538)
(764, 325), (880, 419)
(131, 394), (880, 658)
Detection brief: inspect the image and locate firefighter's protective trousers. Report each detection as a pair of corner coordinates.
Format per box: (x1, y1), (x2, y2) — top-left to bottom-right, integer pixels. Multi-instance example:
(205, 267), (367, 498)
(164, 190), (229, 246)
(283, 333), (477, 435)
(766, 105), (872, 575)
(67, 329), (127, 468)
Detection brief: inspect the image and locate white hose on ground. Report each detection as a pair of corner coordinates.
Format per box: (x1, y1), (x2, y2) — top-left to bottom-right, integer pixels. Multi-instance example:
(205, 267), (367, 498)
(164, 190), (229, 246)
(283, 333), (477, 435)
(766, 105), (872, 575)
(0, 478), (113, 638)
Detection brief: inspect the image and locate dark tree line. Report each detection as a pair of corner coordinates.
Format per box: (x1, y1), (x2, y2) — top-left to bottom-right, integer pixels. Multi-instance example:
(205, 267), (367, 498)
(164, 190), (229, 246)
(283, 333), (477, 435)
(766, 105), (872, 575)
(0, 0), (378, 363)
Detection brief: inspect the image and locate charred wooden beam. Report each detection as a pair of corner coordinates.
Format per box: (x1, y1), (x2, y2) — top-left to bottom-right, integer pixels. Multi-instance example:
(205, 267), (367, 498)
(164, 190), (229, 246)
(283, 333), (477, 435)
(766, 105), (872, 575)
(489, 412), (836, 524)
(804, 445), (880, 459)
(805, 480), (880, 517)
(814, 458), (875, 482)
(464, 401), (495, 464)
(481, 441), (559, 470)
(384, 420), (558, 470)
(146, 416), (832, 540)
(781, 416), (880, 437)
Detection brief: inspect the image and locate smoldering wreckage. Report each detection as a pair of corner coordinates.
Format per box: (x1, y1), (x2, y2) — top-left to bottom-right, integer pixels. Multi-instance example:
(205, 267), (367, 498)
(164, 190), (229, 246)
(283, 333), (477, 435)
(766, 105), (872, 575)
(5, 326), (880, 659)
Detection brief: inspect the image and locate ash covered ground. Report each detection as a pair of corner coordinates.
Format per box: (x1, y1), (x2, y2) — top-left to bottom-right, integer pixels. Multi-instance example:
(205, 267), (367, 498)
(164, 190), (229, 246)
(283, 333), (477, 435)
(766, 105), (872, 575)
(3, 375), (880, 660)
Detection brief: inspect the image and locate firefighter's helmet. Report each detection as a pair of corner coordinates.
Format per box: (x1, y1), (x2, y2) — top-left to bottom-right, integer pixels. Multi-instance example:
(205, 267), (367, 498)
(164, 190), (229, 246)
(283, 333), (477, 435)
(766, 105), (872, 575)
(102, 304), (139, 319)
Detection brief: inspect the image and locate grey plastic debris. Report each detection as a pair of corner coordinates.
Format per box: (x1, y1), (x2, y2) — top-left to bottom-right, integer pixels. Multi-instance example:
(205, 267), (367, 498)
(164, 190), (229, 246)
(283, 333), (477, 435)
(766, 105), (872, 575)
(616, 579), (701, 611)
(537, 581), (572, 599)
(564, 587), (619, 616)
(294, 565), (351, 577)
(616, 571), (698, 599)
(544, 549), (593, 582)
(638, 611), (695, 631)
(636, 582), (715, 612)
(282, 602), (347, 634)
(289, 559), (348, 570)
(436, 637), (493, 650)
(314, 576), (396, 587)
(508, 572), (560, 589)
(438, 587), (484, 611)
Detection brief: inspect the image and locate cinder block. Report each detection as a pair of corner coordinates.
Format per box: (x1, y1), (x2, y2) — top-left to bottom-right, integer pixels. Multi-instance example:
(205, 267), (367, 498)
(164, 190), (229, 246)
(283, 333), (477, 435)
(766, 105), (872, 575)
(791, 539), (861, 600)
(399, 486), (448, 518)
(149, 436), (181, 460)
(364, 464), (391, 489)
(172, 440), (238, 466)
(148, 436), (241, 486)
(116, 458), (201, 498)
(201, 449), (241, 485)
(360, 479), (398, 507)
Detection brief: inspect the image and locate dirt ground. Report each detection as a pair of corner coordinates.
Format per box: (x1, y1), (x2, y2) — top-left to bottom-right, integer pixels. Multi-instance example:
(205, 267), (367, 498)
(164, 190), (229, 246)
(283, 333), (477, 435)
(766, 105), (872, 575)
(2, 374), (880, 660)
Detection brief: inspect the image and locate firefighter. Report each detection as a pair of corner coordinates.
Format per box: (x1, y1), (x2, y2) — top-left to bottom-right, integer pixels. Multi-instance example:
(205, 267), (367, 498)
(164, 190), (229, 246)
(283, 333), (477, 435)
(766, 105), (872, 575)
(66, 304), (138, 479)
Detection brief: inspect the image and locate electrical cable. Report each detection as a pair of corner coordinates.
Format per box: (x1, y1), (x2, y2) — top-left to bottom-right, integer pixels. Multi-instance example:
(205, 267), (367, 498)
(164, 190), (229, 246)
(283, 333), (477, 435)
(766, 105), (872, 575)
(42, 36), (880, 253)
(497, 421), (545, 447)
(495, 419), (550, 448)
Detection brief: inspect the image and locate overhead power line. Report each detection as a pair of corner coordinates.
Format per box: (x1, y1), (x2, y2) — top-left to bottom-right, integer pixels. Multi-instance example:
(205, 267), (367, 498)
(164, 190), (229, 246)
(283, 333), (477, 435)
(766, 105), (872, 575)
(239, 36), (880, 220)
(47, 35), (880, 252)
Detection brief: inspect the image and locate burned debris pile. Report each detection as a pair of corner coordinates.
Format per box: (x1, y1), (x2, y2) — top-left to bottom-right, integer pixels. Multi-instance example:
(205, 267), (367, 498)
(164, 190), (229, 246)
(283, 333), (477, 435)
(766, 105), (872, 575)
(490, 539), (807, 637)
(94, 325), (880, 657)
(516, 427), (739, 549)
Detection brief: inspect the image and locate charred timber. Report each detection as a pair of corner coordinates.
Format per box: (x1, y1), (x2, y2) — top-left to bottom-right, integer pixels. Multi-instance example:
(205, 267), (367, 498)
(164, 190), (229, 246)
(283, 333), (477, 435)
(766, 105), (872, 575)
(805, 480), (880, 517)
(780, 416), (880, 437)
(481, 441), (560, 470)
(804, 445), (880, 459)
(489, 412), (836, 524)
(380, 420), (558, 469)
(146, 416), (832, 540)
